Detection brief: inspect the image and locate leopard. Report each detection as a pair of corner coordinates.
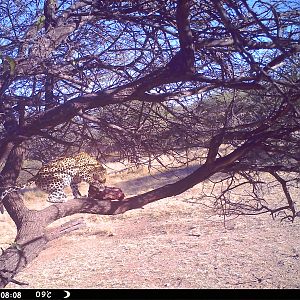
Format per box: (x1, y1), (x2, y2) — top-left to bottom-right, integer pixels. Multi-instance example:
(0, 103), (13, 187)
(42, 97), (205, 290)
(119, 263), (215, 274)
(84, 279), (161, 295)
(1, 152), (107, 203)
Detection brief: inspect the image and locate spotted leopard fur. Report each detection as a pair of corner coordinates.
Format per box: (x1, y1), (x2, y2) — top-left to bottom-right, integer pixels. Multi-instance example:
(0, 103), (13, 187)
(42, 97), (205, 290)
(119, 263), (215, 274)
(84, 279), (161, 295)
(1, 152), (106, 203)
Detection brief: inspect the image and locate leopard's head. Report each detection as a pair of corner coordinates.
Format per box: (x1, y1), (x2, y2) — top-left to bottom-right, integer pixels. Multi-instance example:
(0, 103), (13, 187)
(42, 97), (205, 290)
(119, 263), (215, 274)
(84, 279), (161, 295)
(91, 165), (107, 190)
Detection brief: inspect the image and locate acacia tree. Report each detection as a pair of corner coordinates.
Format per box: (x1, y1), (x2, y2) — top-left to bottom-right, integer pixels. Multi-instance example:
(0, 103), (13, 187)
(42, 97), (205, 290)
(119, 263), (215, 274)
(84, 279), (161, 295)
(0, 0), (300, 287)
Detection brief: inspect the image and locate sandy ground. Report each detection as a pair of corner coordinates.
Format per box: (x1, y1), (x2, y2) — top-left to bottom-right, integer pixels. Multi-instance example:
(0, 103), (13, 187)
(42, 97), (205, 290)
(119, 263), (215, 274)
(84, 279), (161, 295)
(1, 164), (300, 289)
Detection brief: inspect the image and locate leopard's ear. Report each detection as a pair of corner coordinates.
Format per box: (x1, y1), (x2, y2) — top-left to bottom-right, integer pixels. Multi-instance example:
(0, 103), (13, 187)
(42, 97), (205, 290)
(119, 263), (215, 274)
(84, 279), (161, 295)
(77, 152), (86, 157)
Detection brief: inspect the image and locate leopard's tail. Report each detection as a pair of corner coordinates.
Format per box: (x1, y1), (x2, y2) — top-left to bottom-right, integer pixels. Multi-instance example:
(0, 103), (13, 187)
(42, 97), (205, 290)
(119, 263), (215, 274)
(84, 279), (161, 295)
(0, 175), (37, 213)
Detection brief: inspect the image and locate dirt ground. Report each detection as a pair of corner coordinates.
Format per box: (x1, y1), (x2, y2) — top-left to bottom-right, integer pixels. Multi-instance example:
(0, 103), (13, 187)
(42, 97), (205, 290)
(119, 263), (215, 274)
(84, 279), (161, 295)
(1, 164), (300, 289)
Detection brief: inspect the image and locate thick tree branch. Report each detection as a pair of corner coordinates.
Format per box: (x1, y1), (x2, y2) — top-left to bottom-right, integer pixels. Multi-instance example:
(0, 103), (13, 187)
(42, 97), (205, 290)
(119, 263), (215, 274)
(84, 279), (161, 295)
(175, 0), (195, 74)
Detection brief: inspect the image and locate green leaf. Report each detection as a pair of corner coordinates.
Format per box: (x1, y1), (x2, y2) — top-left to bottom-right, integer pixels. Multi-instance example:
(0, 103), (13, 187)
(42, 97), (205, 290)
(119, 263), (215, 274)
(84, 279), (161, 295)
(36, 15), (46, 29)
(1, 55), (16, 76)
(6, 56), (16, 76)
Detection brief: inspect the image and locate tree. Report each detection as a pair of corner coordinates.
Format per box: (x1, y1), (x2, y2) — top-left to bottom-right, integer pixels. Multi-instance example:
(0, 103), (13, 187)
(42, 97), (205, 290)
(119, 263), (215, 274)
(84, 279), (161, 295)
(0, 0), (299, 287)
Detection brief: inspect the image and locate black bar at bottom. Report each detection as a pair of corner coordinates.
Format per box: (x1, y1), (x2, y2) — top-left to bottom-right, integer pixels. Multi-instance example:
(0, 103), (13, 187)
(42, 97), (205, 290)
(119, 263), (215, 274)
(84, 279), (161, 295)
(0, 289), (299, 300)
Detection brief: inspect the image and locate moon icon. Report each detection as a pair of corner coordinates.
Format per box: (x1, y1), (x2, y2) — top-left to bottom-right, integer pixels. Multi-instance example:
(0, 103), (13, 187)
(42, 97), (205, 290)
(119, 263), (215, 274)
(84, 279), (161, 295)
(64, 290), (71, 298)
